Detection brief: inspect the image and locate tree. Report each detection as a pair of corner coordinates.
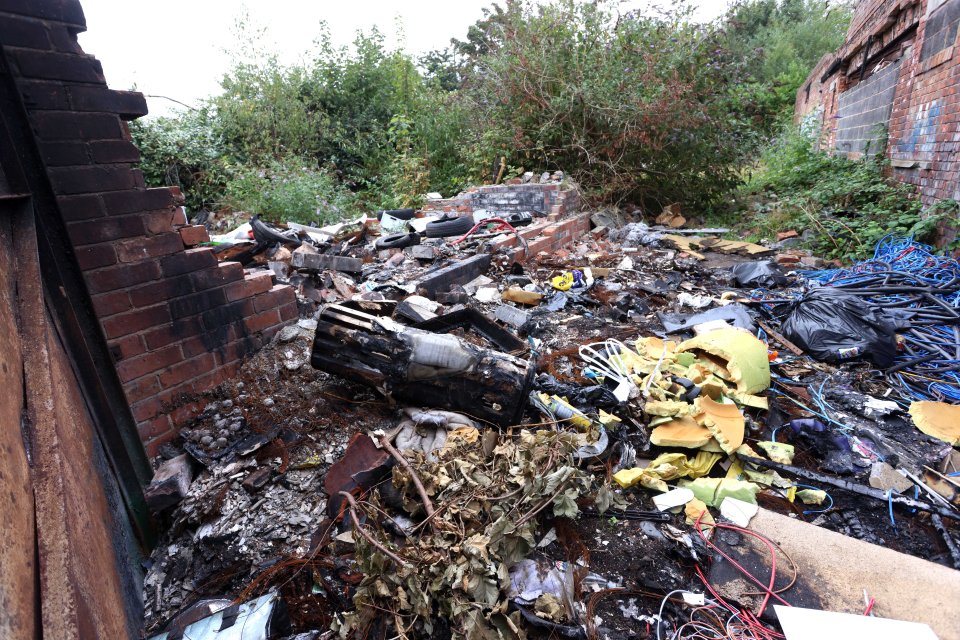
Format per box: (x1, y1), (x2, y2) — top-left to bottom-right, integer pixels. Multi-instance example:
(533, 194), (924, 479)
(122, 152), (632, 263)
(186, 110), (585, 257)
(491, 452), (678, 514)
(458, 0), (764, 208)
(720, 0), (853, 119)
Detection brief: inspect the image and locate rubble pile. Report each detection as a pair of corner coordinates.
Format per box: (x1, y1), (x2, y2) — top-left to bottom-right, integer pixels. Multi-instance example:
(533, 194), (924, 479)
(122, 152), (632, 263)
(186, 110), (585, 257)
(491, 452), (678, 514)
(142, 201), (960, 640)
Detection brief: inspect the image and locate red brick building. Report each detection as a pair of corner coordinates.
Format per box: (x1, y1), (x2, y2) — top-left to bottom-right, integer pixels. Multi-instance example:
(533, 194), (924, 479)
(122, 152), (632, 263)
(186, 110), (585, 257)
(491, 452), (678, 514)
(796, 0), (960, 205)
(0, 1), (298, 456)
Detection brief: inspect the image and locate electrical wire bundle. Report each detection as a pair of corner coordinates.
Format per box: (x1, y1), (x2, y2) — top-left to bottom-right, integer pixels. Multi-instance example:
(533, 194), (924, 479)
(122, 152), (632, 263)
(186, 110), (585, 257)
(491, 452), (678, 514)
(795, 236), (960, 403)
(651, 512), (792, 640)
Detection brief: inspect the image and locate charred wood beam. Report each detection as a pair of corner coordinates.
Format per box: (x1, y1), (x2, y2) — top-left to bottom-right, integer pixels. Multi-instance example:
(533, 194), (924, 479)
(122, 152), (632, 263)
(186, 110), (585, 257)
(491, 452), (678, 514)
(311, 304), (534, 426)
(290, 252), (362, 274)
(414, 307), (526, 353)
(738, 454), (960, 521)
(417, 254), (492, 298)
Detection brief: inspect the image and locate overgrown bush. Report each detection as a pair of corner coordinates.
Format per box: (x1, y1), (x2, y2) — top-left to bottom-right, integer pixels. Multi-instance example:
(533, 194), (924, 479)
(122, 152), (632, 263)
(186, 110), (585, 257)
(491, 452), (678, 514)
(741, 129), (955, 261)
(223, 159), (358, 225)
(130, 108), (229, 213)
(131, 0), (854, 222)
(721, 0), (852, 126)
(458, 1), (766, 209)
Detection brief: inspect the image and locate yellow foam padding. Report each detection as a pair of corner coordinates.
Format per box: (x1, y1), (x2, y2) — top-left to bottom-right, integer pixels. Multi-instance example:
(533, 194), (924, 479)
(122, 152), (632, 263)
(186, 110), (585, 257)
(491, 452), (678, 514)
(909, 401), (960, 445)
(695, 396), (745, 454)
(644, 400), (692, 417)
(650, 416), (713, 448)
(678, 328), (771, 394)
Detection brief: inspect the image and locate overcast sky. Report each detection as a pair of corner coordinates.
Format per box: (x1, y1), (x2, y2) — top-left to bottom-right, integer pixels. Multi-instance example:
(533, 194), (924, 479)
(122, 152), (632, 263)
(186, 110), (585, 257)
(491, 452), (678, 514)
(77, 1), (733, 117)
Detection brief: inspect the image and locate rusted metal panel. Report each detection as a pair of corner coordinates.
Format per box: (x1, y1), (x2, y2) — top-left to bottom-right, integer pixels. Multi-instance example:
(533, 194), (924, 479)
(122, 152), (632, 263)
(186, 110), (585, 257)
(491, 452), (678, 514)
(0, 208), (38, 640)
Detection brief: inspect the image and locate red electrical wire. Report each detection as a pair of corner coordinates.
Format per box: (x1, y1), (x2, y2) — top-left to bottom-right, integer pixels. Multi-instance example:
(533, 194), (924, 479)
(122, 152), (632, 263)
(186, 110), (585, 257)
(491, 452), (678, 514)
(449, 217), (526, 251)
(863, 597), (875, 616)
(692, 566), (786, 640)
(694, 511), (792, 610)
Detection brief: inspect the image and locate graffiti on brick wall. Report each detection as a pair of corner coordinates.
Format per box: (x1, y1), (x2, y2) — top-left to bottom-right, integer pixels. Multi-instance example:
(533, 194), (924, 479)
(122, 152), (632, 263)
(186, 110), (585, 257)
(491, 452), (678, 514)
(897, 100), (944, 155)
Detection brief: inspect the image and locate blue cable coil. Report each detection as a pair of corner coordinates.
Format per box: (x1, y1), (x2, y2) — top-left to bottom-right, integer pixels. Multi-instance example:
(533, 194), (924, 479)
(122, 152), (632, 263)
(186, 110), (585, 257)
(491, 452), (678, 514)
(767, 235), (960, 404)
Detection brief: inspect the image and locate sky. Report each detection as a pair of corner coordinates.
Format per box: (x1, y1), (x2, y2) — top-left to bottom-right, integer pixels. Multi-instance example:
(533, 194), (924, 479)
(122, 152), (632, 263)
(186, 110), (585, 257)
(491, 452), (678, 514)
(77, 0), (734, 117)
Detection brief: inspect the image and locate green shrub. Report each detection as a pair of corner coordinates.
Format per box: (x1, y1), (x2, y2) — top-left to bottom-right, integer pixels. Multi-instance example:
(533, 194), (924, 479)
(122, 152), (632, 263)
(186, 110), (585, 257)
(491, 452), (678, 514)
(223, 159), (358, 225)
(130, 1), (853, 218)
(130, 108), (229, 212)
(721, 0), (853, 125)
(457, 1), (767, 209)
(741, 128), (955, 261)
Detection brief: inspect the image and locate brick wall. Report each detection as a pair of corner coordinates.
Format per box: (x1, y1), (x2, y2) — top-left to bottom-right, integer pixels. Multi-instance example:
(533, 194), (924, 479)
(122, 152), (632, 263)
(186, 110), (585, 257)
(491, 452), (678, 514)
(835, 59), (902, 156)
(422, 182), (581, 218)
(0, 1), (297, 455)
(489, 211), (593, 261)
(796, 0), (960, 213)
(888, 0), (960, 207)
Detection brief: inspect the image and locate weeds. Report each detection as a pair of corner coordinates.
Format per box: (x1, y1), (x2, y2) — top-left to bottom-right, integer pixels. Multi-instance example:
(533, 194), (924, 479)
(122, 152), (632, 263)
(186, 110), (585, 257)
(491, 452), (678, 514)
(736, 128), (956, 261)
(223, 159), (358, 225)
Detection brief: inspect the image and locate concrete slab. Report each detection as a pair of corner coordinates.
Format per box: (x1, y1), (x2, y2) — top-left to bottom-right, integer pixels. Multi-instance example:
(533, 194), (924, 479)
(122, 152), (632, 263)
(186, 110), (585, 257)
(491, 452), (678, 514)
(708, 508), (960, 640)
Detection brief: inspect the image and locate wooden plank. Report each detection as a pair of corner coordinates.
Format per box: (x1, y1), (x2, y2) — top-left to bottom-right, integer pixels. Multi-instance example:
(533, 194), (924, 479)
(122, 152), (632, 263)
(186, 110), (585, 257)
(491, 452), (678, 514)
(0, 210), (37, 640)
(417, 254), (493, 297)
(741, 243), (775, 256)
(757, 320), (804, 356)
(660, 234), (706, 260)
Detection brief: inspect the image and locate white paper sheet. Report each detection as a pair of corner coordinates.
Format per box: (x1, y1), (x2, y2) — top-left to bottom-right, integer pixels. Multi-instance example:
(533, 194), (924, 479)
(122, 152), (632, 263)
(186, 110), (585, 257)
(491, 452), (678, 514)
(774, 605), (939, 640)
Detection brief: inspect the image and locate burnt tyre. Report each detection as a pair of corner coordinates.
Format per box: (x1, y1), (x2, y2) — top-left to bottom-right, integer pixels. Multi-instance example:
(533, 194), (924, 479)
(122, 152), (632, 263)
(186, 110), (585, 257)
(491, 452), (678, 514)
(424, 215), (476, 238)
(375, 232), (421, 250)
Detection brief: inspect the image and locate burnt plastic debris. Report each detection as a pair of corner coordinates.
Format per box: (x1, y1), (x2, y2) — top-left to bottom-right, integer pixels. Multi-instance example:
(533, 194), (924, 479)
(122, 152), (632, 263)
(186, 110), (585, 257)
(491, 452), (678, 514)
(535, 374), (621, 409)
(311, 302), (535, 426)
(778, 287), (912, 367)
(658, 302), (755, 334)
(730, 260), (788, 288)
(785, 418), (856, 474)
(608, 222), (663, 247)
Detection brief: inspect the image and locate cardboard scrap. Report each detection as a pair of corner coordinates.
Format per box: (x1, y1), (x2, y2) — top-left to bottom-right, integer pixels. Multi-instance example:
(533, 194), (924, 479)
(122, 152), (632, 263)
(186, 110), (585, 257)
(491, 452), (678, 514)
(655, 203), (686, 228)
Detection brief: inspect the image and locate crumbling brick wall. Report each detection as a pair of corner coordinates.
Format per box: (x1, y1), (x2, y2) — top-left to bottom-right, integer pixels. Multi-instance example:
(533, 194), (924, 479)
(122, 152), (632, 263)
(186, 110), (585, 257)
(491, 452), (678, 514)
(421, 183), (580, 218)
(887, 0), (960, 205)
(796, 0), (960, 209)
(0, 1), (297, 455)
